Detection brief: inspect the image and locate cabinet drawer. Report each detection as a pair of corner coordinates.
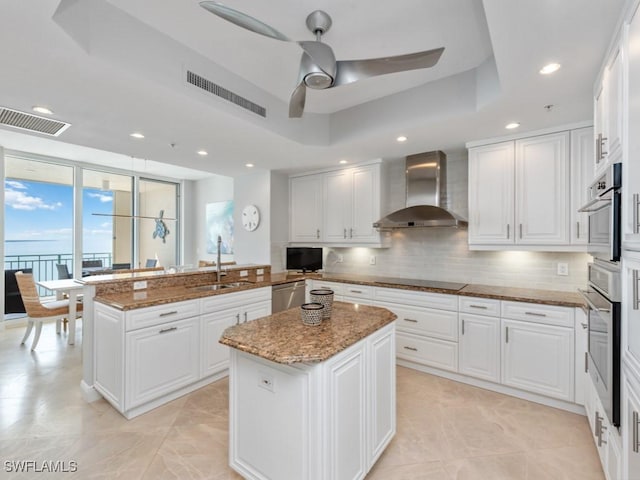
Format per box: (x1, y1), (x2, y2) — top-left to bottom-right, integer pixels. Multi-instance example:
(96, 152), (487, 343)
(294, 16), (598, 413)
(201, 287), (271, 313)
(396, 332), (458, 372)
(341, 284), (373, 300)
(125, 299), (200, 331)
(375, 287), (458, 311)
(311, 281), (344, 296)
(383, 303), (457, 341)
(501, 301), (574, 328)
(459, 296), (500, 317)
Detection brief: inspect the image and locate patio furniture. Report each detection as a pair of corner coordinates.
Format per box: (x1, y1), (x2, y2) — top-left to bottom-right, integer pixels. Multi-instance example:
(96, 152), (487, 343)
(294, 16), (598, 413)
(145, 259), (158, 267)
(112, 263), (131, 270)
(15, 272), (83, 351)
(82, 259), (103, 268)
(4, 268), (32, 314)
(56, 264), (72, 279)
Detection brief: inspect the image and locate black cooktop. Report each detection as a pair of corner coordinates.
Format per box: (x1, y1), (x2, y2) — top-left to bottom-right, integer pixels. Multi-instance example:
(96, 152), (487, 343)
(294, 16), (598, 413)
(372, 277), (467, 291)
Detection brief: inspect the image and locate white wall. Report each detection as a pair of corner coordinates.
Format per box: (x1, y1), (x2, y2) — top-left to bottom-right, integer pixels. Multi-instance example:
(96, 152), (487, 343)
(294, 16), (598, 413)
(233, 171), (271, 265)
(270, 171), (289, 272)
(187, 174), (234, 265)
(324, 154), (589, 292)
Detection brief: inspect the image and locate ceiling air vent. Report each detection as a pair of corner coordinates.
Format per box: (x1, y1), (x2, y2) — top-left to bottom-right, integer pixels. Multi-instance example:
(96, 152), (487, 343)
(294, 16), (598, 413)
(0, 107), (71, 136)
(187, 70), (266, 118)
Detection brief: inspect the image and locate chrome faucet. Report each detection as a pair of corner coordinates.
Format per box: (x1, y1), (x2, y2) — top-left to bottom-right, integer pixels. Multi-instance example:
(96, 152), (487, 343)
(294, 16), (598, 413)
(217, 235), (225, 281)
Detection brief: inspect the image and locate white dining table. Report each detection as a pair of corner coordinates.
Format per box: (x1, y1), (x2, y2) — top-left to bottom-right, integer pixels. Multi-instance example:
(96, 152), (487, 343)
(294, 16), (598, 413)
(36, 278), (85, 345)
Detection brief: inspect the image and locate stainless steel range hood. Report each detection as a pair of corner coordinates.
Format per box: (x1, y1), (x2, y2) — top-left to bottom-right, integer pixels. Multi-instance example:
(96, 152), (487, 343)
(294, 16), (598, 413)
(373, 151), (468, 229)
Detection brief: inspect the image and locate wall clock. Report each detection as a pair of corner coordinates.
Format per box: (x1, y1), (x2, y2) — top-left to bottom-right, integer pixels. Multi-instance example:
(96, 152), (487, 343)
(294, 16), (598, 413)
(242, 204), (260, 232)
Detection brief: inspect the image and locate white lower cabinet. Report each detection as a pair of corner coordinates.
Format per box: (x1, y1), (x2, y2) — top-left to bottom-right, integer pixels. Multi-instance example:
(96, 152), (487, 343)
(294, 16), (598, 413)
(459, 313), (500, 383)
(126, 317), (200, 409)
(229, 322), (395, 480)
(94, 288), (271, 419)
(623, 370), (640, 480)
(501, 318), (574, 402)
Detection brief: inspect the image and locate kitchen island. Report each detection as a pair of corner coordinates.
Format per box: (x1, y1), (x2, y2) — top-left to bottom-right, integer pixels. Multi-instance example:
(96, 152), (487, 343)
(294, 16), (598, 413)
(220, 301), (397, 480)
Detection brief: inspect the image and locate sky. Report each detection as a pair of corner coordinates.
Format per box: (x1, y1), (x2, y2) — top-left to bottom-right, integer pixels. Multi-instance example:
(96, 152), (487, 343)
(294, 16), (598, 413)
(4, 178), (114, 257)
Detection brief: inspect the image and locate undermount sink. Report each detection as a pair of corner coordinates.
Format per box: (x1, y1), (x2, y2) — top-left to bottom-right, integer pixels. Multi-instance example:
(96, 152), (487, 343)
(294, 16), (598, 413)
(190, 281), (253, 292)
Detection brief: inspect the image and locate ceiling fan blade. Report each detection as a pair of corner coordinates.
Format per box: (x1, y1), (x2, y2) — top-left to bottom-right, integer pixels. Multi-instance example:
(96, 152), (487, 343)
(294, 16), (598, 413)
(289, 82), (307, 118)
(199, 1), (291, 42)
(334, 47), (444, 87)
(297, 41), (336, 78)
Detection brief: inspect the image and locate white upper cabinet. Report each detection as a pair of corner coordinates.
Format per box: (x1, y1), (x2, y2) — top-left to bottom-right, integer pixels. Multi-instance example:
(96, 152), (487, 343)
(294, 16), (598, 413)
(468, 130), (577, 250)
(290, 161), (386, 246)
(515, 132), (570, 245)
(625, 5), (640, 250)
(571, 127), (594, 244)
(290, 174), (323, 242)
(595, 43), (623, 172)
(468, 141), (515, 245)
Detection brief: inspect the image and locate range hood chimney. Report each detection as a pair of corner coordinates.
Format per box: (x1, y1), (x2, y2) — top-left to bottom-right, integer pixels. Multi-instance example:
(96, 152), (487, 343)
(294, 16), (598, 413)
(373, 151), (468, 229)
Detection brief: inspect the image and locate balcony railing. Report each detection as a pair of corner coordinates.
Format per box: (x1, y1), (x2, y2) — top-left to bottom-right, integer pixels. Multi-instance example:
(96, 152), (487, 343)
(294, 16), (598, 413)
(4, 253), (112, 295)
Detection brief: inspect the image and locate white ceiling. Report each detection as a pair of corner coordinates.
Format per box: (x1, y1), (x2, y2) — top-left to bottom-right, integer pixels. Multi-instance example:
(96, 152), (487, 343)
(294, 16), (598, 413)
(0, 0), (625, 179)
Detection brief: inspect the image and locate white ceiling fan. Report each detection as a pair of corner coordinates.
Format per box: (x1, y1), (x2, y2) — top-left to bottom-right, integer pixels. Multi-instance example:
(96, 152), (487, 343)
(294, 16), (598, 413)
(200, 2), (445, 118)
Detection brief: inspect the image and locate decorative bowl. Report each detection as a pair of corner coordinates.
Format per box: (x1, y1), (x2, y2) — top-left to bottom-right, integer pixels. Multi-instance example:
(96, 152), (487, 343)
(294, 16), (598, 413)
(309, 289), (334, 319)
(300, 302), (324, 326)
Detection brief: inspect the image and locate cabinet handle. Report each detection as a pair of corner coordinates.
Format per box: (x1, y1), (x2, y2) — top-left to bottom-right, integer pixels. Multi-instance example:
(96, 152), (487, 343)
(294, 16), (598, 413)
(469, 304), (488, 310)
(633, 270), (640, 311)
(159, 326), (177, 334)
(595, 136), (600, 164)
(600, 136), (608, 157)
(633, 411), (640, 453)
(244, 311), (248, 323)
(634, 194), (640, 234)
(519, 223), (523, 239)
(344, 228), (347, 239)
(576, 221), (580, 239)
(507, 224), (510, 239)
(403, 318), (418, 323)
(505, 326), (509, 343)
(581, 322), (588, 330)
(159, 310), (178, 317)
(461, 319), (465, 335)
(350, 228), (353, 239)
(525, 311), (546, 317)
(316, 229), (320, 239)
(236, 313), (240, 325)
(403, 346), (418, 352)
(596, 412), (607, 446)
(350, 289), (363, 294)
(594, 410), (601, 436)
(584, 351), (589, 373)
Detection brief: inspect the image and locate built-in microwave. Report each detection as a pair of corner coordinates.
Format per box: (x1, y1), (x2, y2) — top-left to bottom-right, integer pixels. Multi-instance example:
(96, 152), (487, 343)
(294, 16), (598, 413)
(579, 163), (622, 263)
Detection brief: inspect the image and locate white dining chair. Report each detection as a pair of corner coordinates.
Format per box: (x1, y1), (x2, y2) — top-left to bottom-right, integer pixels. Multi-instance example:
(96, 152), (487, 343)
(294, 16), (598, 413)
(15, 272), (83, 351)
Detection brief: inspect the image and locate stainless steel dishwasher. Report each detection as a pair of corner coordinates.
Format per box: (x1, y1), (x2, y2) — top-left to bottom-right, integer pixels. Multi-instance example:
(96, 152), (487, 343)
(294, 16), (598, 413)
(272, 280), (306, 313)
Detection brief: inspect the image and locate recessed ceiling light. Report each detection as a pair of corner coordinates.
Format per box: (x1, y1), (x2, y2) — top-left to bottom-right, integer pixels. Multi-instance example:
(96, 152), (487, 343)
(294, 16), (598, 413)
(130, 132), (145, 139)
(245, 163), (254, 168)
(505, 122), (520, 130)
(339, 160), (348, 164)
(539, 63), (561, 75)
(32, 106), (53, 115)
(396, 135), (408, 142)
(197, 150), (208, 156)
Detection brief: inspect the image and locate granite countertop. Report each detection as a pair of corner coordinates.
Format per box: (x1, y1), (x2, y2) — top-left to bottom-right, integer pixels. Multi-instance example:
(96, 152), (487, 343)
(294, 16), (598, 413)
(219, 301), (397, 364)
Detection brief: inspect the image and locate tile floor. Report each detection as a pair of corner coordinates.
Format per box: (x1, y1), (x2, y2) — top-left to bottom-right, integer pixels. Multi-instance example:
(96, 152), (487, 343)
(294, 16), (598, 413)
(0, 321), (604, 479)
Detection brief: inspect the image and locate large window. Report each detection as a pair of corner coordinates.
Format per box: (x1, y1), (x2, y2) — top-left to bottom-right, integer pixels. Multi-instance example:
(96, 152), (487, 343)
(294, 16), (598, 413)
(138, 178), (179, 268)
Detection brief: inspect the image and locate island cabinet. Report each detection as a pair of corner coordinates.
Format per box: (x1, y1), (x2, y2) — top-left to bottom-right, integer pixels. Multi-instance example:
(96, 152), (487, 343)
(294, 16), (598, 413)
(93, 287), (271, 419)
(222, 302), (396, 480)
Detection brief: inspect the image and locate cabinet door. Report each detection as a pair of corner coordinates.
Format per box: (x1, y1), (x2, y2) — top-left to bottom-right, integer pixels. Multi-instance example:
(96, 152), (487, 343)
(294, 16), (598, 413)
(624, 373), (640, 480)
(459, 313), (500, 383)
(323, 169), (351, 242)
(325, 343), (367, 480)
(606, 46), (623, 162)
(350, 165), (380, 243)
(290, 175), (323, 242)
(570, 127), (594, 245)
(623, 253), (640, 374)
(595, 83), (607, 171)
(515, 132), (570, 244)
(468, 142), (515, 245)
(502, 319), (574, 401)
(625, 5), (640, 249)
(243, 300), (271, 323)
(126, 317), (200, 409)
(368, 325), (396, 466)
(575, 308), (589, 406)
(201, 307), (239, 378)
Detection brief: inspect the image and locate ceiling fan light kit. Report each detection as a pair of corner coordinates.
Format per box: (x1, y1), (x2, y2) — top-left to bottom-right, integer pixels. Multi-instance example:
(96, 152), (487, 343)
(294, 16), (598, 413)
(199, 2), (444, 118)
